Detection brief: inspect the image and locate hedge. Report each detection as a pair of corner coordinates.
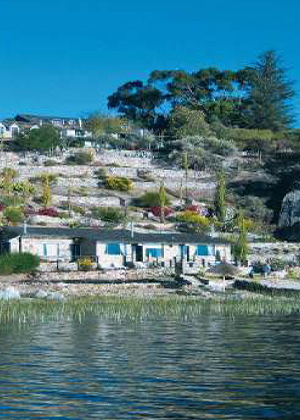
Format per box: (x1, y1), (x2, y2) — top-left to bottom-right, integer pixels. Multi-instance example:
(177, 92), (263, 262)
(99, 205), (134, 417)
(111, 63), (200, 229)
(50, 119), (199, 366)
(0, 253), (40, 275)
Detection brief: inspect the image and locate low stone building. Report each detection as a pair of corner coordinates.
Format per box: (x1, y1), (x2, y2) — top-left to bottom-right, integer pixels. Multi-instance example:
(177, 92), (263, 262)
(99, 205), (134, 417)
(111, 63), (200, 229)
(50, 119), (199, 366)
(0, 226), (231, 272)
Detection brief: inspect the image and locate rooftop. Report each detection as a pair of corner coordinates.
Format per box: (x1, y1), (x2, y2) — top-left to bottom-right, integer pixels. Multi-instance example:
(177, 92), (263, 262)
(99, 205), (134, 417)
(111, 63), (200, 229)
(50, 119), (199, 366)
(1, 226), (230, 245)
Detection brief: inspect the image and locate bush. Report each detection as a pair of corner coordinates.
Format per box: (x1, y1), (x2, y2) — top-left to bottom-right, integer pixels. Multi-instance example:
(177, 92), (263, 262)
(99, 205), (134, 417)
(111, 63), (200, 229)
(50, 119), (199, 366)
(0, 253), (40, 275)
(78, 257), (93, 271)
(94, 168), (107, 179)
(3, 207), (24, 225)
(150, 206), (173, 218)
(37, 208), (59, 217)
(105, 176), (133, 192)
(66, 152), (93, 165)
(176, 210), (211, 232)
(71, 205), (86, 215)
(91, 207), (125, 223)
(134, 191), (171, 208)
(44, 159), (58, 166)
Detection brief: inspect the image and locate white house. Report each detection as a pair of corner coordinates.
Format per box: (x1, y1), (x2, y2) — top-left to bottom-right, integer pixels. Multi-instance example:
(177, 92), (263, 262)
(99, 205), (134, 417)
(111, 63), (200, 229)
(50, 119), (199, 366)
(0, 227), (232, 272)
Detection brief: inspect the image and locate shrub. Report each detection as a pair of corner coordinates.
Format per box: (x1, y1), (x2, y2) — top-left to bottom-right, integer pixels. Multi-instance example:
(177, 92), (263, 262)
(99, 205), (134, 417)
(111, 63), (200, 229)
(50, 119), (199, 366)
(3, 207), (24, 225)
(94, 168), (107, 179)
(134, 191), (171, 208)
(150, 206), (173, 218)
(44, 159), (58, 166)
(40, 173), (58, 184)
(37, 208), (59, 217)
(106, 162), (121, 167)
(176, 210), (211, 232)
(0, 253), (40, 275)
(91, 207), (125, 223)
(66, 152), (93, 165)
(105, 176), (133, 192)
(71, 205), (86, 215)
(78, 257), (93, 271)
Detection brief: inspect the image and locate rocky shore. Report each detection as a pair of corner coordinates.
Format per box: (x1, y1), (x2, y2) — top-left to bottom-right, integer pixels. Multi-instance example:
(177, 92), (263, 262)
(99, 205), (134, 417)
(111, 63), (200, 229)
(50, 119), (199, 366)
(1, 270), (300, 302)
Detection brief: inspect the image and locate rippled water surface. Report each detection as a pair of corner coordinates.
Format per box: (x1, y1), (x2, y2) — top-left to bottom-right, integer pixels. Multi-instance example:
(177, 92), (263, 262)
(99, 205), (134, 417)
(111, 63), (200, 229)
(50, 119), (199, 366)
(0, 312), (300, 419)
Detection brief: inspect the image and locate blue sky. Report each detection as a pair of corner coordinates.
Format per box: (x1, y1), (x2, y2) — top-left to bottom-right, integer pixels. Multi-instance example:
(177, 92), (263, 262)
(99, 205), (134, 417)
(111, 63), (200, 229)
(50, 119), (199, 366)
(0, 0), (299, 124)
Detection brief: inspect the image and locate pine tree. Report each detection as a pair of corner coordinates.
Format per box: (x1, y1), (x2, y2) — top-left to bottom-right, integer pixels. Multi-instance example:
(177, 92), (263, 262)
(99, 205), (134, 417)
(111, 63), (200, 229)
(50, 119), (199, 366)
(41, 174), (51, 208)
(244, 50), (294, 131)
(214, 169), (226, 225)
(234, 210), (249, 265)
(159, 181), (167, 223)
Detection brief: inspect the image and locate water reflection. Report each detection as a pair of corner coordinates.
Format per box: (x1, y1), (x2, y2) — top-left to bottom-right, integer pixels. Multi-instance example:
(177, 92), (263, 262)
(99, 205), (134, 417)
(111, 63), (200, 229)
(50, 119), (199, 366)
(0, 314), (300, 419)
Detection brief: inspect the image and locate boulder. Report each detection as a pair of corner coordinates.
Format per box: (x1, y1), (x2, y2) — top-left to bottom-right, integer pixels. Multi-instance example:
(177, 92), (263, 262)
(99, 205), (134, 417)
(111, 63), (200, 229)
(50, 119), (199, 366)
(278, 190), (300, 227)
(0, 287), (21, 300)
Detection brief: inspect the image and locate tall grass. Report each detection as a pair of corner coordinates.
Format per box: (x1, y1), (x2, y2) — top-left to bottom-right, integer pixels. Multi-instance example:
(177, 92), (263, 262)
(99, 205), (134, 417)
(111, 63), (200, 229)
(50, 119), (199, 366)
(0, 294), (299, 324)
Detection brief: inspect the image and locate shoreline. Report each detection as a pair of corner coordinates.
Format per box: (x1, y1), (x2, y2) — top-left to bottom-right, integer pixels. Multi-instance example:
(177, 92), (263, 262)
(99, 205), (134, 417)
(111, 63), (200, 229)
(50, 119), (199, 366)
(1, 272), (300, 301)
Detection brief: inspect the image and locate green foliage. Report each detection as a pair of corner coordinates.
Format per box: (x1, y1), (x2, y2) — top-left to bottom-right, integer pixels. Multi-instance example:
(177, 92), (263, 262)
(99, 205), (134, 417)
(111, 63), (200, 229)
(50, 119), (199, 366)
(15, 125), (60, 151)
(105, 176), (133, 192)
(158, 181), (167, 222)
(91, 207), (125, 223)
(243, 50), (294, 131)
(3, 207), (24, 225)
(176, 210), (211, 232)
(41, 174), (51, 208)
(77, 257), (93, 271)
(1, 167), (18, 179)
(0, 253), (40, 275)
(233, 195), (273, 226)
(86, 114), (124, 136)
(214, 170), (226, 224)
(44, 159), (58, 166)
(108, 81), (165, 129)
(94, 168), (108, 179)
(169, 106), (211, 138)
(1, 168), (19, 196)
(66, 152), (93, 165)
(233, 211), (249, 264)
(134, 191), (171, 208)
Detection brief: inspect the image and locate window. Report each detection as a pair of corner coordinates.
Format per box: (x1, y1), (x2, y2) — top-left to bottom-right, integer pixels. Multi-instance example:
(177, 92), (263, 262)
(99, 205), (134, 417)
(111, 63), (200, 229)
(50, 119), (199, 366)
(105, 243), (124, 255)
(146, 248), (163, 258)
(43, 244), (59, 258)
(195, 245), (214, 256)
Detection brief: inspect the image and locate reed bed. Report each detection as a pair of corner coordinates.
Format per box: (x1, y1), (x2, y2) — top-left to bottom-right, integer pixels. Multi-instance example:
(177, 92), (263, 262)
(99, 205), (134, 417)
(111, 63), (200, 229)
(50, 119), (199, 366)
(0, 294), (300, 324)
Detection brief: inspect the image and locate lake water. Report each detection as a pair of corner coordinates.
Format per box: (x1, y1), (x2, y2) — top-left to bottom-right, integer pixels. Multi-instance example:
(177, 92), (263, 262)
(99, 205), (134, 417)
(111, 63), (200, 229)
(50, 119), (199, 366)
(0, 311), (300, 419)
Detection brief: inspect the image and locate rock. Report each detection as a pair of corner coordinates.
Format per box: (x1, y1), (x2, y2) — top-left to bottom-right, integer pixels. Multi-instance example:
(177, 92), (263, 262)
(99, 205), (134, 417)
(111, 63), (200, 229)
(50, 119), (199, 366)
(0, 287), (21, 300)
(35, 290), (48, 299)
(278, 189), (300, 227)
(48, 292), (65, 301)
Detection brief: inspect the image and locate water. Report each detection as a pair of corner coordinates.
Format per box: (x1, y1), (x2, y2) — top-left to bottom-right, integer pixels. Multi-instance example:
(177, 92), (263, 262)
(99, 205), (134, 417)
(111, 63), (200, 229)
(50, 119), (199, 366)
(0, 312), (300, 419)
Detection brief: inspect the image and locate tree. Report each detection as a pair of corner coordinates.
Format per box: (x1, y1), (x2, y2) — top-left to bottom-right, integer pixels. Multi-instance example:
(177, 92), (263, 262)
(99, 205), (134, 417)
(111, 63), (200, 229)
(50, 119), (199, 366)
(214, 170), (226, 225)
(182, 150), (189, 200)
(15, 125), (60, 152)
(233, 210), (249, 265)
(41, 174), (51, 207)
(158, 181), (167, 223)
(3, 207), (24, 225)
(107, 80), (164, 129)
(242, 50), (295, 131)
(169, 106), (211, 139)
(1, 168), (18, 196)
(86, 114), (124, 139)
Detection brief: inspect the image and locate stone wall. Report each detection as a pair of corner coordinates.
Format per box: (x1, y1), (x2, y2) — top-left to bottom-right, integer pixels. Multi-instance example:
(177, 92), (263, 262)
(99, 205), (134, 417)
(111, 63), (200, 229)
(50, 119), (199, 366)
(34, 267), (174, 283)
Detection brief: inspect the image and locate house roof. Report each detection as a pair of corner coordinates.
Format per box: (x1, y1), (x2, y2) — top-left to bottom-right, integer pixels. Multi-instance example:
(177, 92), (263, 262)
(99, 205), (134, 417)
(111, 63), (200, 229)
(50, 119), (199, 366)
(15, 114), (81, 123)
(0, 226), (230, 245)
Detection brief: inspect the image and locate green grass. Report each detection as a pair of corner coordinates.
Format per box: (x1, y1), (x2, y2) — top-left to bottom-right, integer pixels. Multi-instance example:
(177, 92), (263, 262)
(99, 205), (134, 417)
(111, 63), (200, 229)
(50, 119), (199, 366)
(0, 294), (300, 324)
